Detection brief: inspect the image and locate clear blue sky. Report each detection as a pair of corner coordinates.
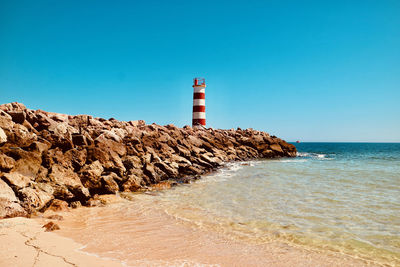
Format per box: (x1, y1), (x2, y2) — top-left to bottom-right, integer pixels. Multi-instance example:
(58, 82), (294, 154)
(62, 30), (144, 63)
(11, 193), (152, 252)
(1, 0), (399, 142)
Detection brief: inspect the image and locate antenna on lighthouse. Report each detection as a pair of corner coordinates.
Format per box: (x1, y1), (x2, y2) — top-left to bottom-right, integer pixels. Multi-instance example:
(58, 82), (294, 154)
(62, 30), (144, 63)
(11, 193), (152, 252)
(192, 77), (206, 128)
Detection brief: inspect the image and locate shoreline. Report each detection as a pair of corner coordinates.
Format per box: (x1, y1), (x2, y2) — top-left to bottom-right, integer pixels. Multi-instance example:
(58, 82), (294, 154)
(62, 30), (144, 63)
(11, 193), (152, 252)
(0, 190), (378, 267)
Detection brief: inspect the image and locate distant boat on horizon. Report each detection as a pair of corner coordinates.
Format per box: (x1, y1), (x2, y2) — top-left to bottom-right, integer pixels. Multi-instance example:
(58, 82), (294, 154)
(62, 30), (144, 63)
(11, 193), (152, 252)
(296, 140), (300, 143)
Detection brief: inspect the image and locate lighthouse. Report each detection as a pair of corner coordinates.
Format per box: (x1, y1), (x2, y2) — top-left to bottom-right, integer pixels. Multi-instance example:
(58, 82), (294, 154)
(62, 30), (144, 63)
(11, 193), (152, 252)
(192, 77), (206, 128)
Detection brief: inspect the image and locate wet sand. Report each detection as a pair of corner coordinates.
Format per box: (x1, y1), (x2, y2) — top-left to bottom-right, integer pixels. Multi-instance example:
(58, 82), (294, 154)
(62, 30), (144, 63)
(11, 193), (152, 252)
(3, 196), (376, 267)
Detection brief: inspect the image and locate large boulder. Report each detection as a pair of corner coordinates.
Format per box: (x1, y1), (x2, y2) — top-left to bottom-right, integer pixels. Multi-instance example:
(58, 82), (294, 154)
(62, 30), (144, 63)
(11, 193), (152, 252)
(122, 174), (143, 191)
(18, 187), (53, 213)
(269, 143), (283, 154)
(1, 173), (32, 189)
(0, 110), (13, 129)
(48, 164), (90, 201)
(80, 160), (104, 192)
(6, 149), (42, 178)
(0, 179), (27, 218)
(0, 127), (7, 144)
(101, 174), (120, 194)
(5, 124), (37, 146)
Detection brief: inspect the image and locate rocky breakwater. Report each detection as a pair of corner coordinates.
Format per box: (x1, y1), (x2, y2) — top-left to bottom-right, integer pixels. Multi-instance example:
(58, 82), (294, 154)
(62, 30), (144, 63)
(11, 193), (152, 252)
(0, 102), (296, 219)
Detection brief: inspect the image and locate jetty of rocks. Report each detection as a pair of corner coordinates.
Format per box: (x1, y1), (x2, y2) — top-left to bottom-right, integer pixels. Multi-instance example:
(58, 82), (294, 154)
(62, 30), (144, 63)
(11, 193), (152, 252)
(0, 102), (296, 218)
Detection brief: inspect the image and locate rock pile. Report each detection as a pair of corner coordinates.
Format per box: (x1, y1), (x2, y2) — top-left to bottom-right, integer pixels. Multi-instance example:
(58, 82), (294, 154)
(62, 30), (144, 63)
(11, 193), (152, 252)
(0, 102), (296, 218)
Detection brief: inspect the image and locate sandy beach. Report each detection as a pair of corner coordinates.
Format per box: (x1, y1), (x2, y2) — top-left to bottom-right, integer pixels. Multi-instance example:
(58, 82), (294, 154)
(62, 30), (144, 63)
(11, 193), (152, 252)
(0, 195), (379, 267)
(0, 216), (124, 267)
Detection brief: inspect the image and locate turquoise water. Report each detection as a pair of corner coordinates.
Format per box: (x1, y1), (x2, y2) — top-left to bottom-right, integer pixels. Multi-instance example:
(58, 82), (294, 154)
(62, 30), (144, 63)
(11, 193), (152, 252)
(150, 143), (400, 266)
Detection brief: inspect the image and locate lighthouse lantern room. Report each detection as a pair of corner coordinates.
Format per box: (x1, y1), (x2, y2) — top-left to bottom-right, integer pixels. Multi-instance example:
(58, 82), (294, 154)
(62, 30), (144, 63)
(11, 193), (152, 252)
(192, 77), (206, 128)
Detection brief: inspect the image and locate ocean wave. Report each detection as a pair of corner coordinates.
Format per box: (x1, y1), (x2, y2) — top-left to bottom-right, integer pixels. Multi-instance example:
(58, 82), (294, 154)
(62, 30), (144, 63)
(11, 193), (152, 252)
(297, 152), (334, 160)
(277, 159), (309, 163)
(225, 162), (244, 172)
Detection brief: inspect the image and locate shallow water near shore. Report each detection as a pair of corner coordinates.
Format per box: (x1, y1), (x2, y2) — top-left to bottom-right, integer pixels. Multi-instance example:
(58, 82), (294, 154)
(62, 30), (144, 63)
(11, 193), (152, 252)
(56, 143), (399, 266)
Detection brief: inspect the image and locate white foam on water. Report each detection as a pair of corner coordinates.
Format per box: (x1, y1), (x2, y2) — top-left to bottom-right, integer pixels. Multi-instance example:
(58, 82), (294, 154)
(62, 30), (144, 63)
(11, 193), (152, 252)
(225, 162), (244, 172)
(198, 162), (245, 183)
(296, 152), (334, 160)
(277, 159), (309, 163)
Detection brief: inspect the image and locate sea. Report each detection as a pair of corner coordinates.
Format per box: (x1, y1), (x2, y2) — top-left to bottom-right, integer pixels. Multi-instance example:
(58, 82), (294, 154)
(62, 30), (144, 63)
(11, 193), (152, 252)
(58, 143), (400, 266)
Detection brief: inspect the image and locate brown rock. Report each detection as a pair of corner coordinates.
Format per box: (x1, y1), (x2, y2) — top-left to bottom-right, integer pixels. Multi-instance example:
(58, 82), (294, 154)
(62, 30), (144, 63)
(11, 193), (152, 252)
(101, 174), (120, 194)
(42, 221), (60, 232)
(278, 141), (297, 156)
(70, 201), (82, 209)
(0, 127), (7, 144)
(122, 174), (143, 191)
(0, 154), (15, 171)
(0, 110), (13, 130)
(170, 154), (192, 166)
(200, 154), (222, 167)
(143, 162), (160, 184)
(128, 120), (145, 127)
(0, 179), (28, 218)
(18, 187), (53, 212)
(195, 157), (214, 169)
(52, 185), (74, 200)
(6, 148), (42, 178)
(0, 200), (27, 218)
(0, 102), (26, 112)
(155, 161), (179, 178)
(8, 110), (26, 124)
(51, 134), (74, 151)
(123, 155), (142, 172)
(261, 149), (275, 158)
(255, 143), (269, 152)
(0, 179), (18, 202)
(48, 121), (78, 138)
(2, 172), (32, 189)
(25, 141), (50, 154)
(269, 143), (283, 154)
(47, 199), (69, 212)
(48, 164), (84, 188)
(80, 160), (104, 190)
(86, 146), (126, 176)
(48, 164), (90, 201)
(50, 113), (68, 122)
(175, 144), (191, 158)
(63, 148), (87, 170)
(7, 124), (37, 147)
(96, 130), (122, 143)
(186, 135), (203, 147)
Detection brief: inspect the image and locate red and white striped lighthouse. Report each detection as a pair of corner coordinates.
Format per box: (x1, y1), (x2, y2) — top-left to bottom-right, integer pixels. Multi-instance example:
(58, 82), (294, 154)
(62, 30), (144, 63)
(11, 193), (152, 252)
(192, 77), (206, 128)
